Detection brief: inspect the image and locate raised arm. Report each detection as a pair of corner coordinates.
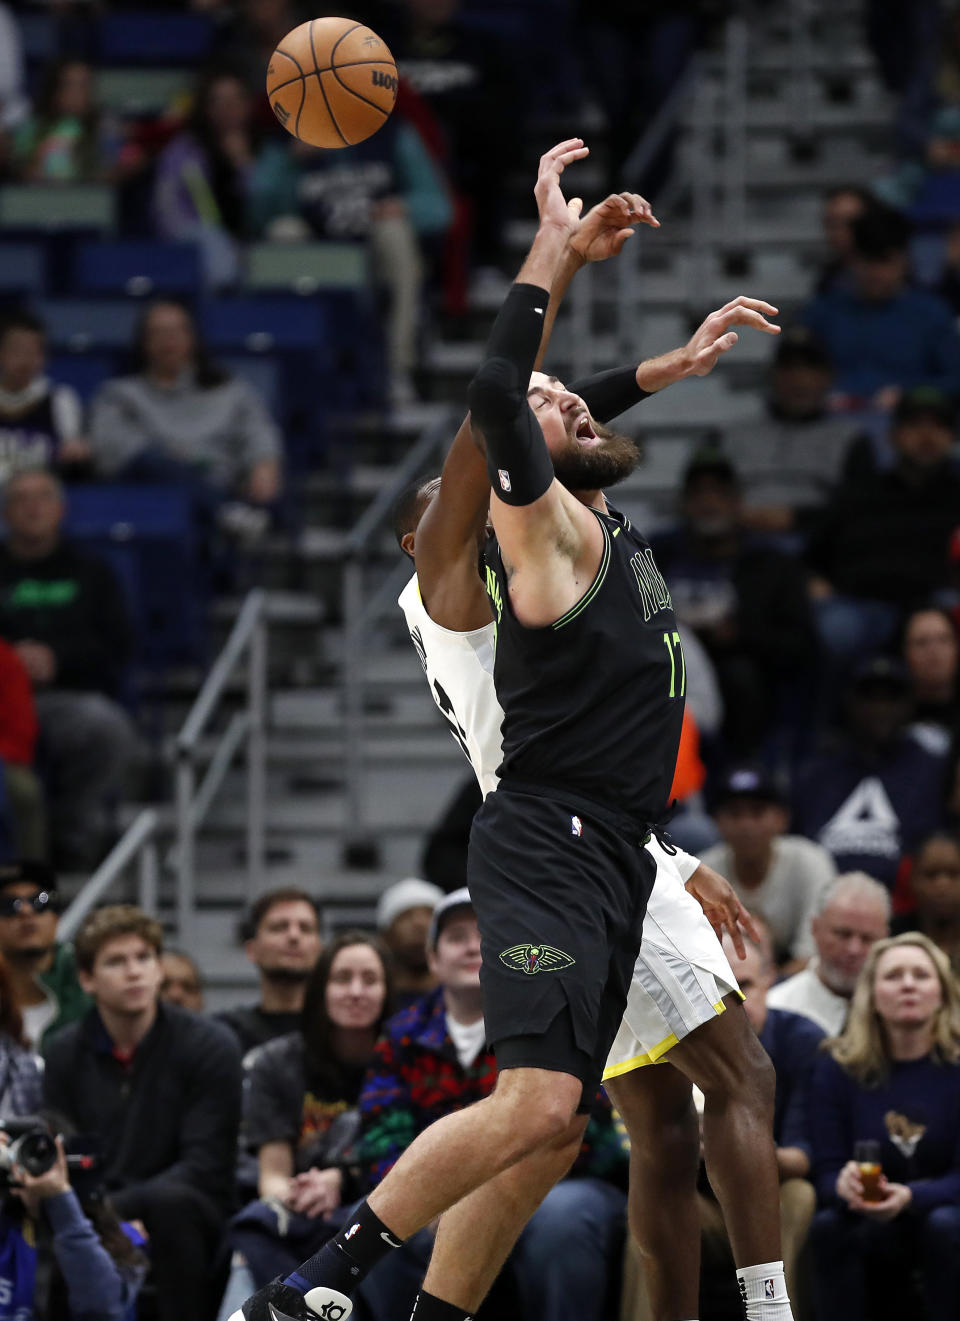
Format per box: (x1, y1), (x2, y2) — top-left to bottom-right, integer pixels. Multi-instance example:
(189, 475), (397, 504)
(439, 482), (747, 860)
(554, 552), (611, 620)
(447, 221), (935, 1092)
(414, 141), (656, 630)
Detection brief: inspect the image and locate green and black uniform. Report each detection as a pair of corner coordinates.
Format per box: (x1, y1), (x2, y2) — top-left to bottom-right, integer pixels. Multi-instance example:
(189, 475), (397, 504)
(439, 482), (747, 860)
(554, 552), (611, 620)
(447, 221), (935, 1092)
(466, 284), (684, 1104)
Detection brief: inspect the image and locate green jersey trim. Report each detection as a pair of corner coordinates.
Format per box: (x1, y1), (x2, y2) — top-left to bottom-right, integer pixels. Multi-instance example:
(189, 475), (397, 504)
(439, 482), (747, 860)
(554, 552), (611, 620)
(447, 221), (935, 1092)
(551, 511), (612, 630)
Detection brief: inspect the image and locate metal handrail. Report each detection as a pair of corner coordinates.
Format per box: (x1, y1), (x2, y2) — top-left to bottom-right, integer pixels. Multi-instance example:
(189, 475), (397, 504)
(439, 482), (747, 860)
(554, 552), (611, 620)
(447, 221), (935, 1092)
(175, 587), (267, 935)
(59, 808), (160, 942)
(341, 406), (461, 852)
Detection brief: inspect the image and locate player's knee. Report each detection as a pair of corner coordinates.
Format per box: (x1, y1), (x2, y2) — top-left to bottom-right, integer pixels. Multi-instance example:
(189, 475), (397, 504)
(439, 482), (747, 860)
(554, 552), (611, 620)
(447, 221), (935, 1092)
(493, 1080), (580, 1157)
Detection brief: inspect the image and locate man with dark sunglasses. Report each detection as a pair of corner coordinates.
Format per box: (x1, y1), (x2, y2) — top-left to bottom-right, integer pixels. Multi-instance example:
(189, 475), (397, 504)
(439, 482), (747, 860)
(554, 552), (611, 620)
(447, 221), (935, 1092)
(0, 859), (89, 1048)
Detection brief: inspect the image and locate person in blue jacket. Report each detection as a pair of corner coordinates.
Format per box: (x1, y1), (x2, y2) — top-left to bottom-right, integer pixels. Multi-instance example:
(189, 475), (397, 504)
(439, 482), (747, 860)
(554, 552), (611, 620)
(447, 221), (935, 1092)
(0, 1117), (146, 1321)
(808, 931), (960, 1321)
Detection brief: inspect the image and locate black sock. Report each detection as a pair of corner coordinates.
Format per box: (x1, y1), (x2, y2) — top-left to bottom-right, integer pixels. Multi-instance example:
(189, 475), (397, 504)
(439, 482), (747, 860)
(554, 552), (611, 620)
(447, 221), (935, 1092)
(285, 1201), (403, 1293)
(410, 1291), (474, 1321)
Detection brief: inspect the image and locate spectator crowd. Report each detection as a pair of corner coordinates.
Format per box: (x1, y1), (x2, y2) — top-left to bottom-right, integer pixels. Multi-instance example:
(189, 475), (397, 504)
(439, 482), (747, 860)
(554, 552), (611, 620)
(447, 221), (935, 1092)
(0, 1), (959, 1320)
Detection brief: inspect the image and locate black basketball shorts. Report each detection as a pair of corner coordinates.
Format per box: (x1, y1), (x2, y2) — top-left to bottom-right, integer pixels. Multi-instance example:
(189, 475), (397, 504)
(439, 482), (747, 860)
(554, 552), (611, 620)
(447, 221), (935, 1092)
(467, 784), (656, 1107)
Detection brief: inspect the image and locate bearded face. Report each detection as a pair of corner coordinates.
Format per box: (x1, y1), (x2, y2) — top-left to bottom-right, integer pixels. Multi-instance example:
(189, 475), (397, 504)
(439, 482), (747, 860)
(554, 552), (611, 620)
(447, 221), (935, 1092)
(550, 417), (641, 490)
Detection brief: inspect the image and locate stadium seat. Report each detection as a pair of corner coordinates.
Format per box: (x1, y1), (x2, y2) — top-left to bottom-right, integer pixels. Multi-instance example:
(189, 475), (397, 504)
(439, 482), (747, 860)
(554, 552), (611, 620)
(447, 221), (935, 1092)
(96, 68), (191, 118)
(0, 185), (115, 233)
(48, 353), (116, 404)
(0, 243), (46, 296)
(200, 297), (332, 354)
(65, 485), (208, 670)
(96, 12), (216, 65)
(220, 355), (281, 418)
(73, 240), (202, 298)
(37, 299), (140, 352)
(244, 242), (369, 294)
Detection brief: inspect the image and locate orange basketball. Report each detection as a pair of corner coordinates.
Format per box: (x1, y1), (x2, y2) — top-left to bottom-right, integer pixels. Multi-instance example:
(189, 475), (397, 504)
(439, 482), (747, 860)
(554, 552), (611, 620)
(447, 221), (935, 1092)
(266, 17), (398, 149)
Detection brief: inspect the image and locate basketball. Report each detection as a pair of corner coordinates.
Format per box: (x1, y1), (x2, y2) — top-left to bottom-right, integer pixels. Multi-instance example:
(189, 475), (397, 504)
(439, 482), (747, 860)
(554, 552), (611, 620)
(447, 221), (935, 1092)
(266, 17), (398, 149)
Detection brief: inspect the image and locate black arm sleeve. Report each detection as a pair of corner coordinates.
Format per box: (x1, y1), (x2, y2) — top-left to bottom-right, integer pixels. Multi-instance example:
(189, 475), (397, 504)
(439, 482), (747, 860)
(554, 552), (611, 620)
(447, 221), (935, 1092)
(467, 282), (556, 507)
(568, 366), (651, 425)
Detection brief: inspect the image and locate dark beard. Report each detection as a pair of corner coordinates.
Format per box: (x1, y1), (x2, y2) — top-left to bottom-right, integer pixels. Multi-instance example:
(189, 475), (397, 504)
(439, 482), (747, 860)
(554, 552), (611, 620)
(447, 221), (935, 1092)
(260, 964), (313, 984)
(551, 422), (641, 491)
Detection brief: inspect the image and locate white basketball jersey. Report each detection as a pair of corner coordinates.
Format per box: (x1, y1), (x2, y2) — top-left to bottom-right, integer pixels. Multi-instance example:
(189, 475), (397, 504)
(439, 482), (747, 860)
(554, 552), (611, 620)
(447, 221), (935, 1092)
(398, 574), (504, 799)
(397, 572), (698, 887)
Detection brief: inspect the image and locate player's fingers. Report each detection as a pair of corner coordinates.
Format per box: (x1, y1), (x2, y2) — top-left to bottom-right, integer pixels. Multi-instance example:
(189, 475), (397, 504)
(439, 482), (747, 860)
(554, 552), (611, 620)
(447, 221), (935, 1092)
(568, 197), (584, 219)
(619, 191), (660, 227)
(727, 911), (747, 962)
(555, 146), (590, 173)
(715, 295), (780, 316)
(544, 137), (585, 161)
(611, 228), (636, 254)
(719, 307), (781, 334)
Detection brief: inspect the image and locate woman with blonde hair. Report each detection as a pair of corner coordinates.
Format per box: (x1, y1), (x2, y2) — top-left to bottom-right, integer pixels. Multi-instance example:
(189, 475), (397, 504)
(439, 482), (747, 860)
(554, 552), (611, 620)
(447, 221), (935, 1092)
(808, 932), (960, 1321)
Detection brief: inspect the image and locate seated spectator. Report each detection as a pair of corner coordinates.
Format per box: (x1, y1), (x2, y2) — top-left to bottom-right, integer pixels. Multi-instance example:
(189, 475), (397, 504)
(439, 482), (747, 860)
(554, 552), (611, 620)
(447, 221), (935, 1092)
(90, 299), (282, 521)
(0, 861), (89, 1051)
(768, 872), (892, 1035)
(152, 67), (282, 288)
(13, 59), (121, 184)
(0, 1116), (147, 1321)
(792, 657), (949, 886)
(217, 931), (392, 1315)
(0, 946), (42, 1116)
(650, 452), (818, 759)
(214, 0), (310, 121)
(0, 638), (43, 860)
(159, 949), (205, 1013)
(0, 470), (139, 870)
(891, 830), (960, 972)
(0, 310), (89, 486)
(700, 929), (822, 1307)
(802, 207), (960, 410)
(806, 389), (960, 664)
(701, 766), (836, 968)
(901, 605), (960, 755)
(355, 890), (628, 1321)
(250, 108), (451, 406)
(374, 876), (443, 1009)
(816, 185), (879, 293)
(808, 932), (960, 1321)
(216, 888), (323, 1056)
(43, 905), (242, 1321)
(720, 329), (856, 538)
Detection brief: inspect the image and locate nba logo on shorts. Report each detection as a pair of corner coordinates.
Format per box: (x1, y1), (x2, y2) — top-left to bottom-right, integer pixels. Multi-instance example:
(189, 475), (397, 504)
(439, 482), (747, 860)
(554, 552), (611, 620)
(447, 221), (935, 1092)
(764, 1279), (775, 1299)
(344, 1223), (361, 1241)
(498, 469), (512, 492)
(571, 815), (582, 837)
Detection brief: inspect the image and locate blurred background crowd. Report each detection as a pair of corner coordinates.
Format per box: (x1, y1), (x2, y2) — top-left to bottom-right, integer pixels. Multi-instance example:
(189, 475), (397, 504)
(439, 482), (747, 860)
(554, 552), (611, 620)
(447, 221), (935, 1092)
(0, 0), (958, 1319)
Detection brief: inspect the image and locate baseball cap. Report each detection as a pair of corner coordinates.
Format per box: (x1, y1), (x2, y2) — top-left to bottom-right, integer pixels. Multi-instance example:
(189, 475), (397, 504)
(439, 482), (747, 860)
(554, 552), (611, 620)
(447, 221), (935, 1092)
(714, 766), (783, 809)
(893, 386), (956, 429)
(850, 655), (910, 693)
(428, 887), (475, 948)
(375, 877), (444, 933)
(0, 860), (57, 894)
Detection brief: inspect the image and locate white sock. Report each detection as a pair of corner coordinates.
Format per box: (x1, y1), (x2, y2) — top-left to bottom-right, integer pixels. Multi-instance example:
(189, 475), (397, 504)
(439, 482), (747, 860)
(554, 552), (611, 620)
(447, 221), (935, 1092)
(736, 1262), (793, 1320)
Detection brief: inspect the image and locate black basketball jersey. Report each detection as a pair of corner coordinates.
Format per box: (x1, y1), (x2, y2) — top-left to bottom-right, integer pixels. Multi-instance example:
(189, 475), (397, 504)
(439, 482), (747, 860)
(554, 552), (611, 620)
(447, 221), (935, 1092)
(483, 501), (685, 824)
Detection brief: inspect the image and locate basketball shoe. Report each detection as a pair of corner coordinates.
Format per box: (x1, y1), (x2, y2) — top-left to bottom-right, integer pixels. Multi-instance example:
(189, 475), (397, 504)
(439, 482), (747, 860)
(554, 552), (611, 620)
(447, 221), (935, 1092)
(229, 1279), (353, 1321)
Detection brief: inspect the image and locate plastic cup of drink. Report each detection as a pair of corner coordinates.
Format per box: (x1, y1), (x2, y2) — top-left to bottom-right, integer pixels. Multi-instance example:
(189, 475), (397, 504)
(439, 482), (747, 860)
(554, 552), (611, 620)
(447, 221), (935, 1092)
(854, 1140), (884, 1202)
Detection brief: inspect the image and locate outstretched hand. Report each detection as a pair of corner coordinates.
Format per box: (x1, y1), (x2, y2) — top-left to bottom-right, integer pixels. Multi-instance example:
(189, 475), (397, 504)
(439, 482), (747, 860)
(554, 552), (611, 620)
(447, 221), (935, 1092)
(684, 296), (780, 377)
(684, 862), (763, 960)
(570, 191), (659, 264)
(533, 138), (590, 238)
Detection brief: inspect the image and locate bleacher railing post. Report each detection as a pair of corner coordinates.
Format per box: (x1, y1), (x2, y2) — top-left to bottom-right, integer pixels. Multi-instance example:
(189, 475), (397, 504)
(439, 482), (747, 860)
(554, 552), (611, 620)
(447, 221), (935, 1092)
(138, 838), (158, 916)
(175, 752), (196, 940)
(247, 601), (267, 900)
(342, 554), (364, 854)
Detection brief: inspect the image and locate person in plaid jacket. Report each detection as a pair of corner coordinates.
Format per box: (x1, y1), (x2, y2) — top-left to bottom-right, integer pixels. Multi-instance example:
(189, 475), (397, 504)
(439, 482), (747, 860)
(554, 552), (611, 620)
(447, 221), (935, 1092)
(354, 890), (629, 1321)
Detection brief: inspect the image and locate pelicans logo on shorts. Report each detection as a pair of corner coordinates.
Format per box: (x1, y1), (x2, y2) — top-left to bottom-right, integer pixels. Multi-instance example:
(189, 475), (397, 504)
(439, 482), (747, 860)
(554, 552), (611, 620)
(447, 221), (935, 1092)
(499, 943), (575, 975)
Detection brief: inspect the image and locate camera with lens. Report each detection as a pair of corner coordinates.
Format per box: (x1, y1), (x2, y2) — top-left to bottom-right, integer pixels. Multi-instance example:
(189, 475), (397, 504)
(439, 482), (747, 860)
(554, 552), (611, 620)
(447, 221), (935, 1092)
(0, 1117), (58, 1184)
